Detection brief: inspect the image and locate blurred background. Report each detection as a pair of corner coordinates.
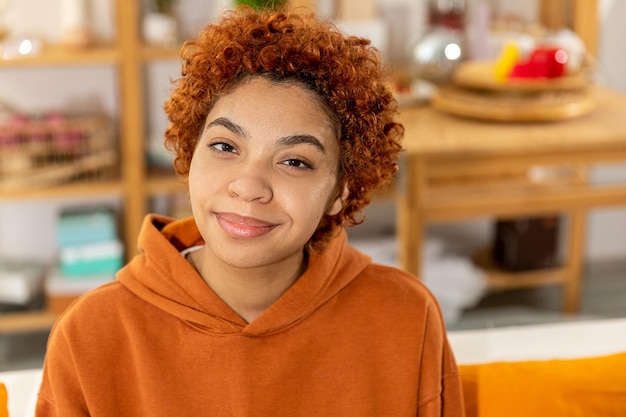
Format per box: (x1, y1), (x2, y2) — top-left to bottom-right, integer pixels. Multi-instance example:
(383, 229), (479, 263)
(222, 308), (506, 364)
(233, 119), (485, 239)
(1, 0), (625, 371)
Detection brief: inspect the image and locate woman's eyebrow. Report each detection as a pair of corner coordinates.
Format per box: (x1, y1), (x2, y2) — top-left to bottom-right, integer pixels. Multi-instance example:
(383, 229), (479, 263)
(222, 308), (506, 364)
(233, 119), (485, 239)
(206, 116), (325, 153)
(278, 135), (326, 153)
(206, 117), (247, 137)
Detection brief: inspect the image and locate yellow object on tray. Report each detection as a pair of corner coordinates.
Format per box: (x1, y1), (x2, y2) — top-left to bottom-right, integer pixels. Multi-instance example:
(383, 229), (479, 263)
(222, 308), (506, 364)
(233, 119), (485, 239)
(459, 352), (626, 417)
(494, 43), (520, 82)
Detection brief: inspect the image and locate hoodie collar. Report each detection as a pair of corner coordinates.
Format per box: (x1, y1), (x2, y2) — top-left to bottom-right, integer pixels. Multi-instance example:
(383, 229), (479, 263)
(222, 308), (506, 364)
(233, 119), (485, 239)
(117, 215), (371, 336)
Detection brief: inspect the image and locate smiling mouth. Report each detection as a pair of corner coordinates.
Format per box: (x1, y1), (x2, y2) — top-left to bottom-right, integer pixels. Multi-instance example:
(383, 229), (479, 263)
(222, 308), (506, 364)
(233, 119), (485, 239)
(215, 213), (278, 238)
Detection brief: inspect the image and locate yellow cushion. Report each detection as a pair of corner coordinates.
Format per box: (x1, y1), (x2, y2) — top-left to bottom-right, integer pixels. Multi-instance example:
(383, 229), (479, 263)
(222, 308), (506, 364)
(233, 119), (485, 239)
(0, 383), (7, 417)
(459, 352), (626, 417)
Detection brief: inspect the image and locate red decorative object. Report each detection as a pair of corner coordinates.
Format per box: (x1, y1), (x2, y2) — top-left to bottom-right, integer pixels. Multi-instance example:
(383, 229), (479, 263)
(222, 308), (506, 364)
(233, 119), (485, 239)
(509, 46), (568, 79)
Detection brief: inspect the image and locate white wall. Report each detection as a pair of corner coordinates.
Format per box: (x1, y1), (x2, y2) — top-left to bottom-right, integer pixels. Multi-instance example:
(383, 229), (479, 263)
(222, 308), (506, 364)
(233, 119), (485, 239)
(586, 0), (626, 259)
(1, 0), (625, 262)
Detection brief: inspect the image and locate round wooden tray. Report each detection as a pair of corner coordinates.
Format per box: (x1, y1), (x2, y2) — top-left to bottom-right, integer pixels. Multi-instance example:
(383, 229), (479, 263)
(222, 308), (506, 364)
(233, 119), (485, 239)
(431, 85), (595, 122)
(452, 60), (590, 92)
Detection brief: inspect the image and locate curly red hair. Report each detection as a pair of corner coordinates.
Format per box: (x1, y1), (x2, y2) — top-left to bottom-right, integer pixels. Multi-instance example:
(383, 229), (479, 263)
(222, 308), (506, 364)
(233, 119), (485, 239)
(164, 6), (403, 250)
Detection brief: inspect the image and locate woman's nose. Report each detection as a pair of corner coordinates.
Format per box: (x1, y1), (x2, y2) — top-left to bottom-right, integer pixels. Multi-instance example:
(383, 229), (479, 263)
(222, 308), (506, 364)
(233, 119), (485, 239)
(227, 170), (273, 203)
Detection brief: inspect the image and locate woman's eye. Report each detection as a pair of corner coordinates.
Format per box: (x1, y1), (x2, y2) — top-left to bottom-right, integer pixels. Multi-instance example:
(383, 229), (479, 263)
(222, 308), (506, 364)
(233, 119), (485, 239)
(210, 142), (237, 154)
(281, 158), (311, 169)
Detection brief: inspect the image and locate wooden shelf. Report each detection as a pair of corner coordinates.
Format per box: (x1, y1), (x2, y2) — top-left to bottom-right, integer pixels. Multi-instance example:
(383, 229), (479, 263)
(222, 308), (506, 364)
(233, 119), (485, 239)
(0, 44), (120, 67)
(141, 45), (182, 62)
(0, 311), (58, 333)
(146, 171), (187, 196)
(486, 268), (567, 289)
(474, 249), (567, 290)
(0, 179), (124, 200)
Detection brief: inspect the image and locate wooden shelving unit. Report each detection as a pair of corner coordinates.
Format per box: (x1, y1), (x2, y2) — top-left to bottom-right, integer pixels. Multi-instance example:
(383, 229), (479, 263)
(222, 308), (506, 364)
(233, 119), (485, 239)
(0, 1), (167, 333)
(0, 0), (314, 333)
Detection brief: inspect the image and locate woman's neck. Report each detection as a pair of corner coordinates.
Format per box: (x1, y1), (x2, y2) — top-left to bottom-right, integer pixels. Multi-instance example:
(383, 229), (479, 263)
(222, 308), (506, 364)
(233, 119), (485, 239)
(188, 246), (306, 323)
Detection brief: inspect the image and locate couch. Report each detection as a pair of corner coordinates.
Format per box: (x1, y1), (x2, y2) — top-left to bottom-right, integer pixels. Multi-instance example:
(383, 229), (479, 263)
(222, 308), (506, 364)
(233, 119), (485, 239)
(448, 317), (626, 416)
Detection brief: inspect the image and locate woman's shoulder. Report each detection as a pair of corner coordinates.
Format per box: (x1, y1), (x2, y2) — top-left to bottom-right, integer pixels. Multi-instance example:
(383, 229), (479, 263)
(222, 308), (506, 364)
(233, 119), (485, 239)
(51, 281), (131, 331)
(354, 262), (441, 307)
(342, 263), (449, 338)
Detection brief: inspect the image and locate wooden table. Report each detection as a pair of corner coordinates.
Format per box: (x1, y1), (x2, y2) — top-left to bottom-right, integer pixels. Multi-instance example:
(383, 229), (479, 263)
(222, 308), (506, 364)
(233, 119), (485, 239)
(396, 87), (626, 313)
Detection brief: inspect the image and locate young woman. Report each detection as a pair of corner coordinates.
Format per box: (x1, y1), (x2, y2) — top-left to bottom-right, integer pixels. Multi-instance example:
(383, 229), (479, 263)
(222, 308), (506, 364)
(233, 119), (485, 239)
(37, 6), (464, 416)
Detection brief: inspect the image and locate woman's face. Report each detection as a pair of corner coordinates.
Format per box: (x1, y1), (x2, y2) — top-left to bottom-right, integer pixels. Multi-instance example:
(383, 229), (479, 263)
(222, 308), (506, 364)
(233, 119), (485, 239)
(188, 77), (344, 271)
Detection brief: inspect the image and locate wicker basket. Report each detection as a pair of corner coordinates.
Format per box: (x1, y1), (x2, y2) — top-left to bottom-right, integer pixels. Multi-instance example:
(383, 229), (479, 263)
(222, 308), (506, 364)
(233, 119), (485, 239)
(0, 115), (118, 192)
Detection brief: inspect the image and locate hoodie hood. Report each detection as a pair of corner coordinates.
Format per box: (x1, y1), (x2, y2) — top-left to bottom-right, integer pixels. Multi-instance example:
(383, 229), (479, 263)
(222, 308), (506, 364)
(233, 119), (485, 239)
(117, 214), (371, 337)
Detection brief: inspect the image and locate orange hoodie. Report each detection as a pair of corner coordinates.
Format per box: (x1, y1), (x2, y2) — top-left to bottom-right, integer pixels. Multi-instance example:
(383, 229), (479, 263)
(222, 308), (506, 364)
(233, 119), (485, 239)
(36, 215), (465, 416)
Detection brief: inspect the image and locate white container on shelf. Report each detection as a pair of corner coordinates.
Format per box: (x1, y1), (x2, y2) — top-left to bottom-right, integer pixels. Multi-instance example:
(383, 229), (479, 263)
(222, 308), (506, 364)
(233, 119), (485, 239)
(60, 0), (93, 48)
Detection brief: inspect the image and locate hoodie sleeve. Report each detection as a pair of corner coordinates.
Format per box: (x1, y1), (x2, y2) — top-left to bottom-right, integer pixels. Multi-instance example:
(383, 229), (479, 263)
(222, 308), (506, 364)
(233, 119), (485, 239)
(417, 302), (466, 417)
(35, 321), (90, 417)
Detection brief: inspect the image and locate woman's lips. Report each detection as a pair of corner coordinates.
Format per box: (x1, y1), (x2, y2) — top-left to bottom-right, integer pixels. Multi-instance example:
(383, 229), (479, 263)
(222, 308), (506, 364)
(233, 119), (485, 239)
(215, 213), (278, 238)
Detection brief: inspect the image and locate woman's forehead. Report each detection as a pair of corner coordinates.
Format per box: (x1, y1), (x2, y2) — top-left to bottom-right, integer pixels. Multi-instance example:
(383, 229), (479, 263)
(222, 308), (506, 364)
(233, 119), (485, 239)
(213, 75), (341, 138)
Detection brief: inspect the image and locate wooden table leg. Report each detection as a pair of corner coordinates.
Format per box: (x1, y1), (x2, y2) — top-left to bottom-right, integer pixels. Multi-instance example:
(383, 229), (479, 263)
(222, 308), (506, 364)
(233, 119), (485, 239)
(397, 155), (425, 277)
(563, 208), (587, 313)
(398, 193), (424, 277)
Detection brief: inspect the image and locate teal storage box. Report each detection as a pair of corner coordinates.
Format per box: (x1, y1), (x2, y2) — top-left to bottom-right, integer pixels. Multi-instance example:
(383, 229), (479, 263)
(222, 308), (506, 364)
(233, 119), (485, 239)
(57, 208), (118, 247)
(59, 240), (123, 278)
